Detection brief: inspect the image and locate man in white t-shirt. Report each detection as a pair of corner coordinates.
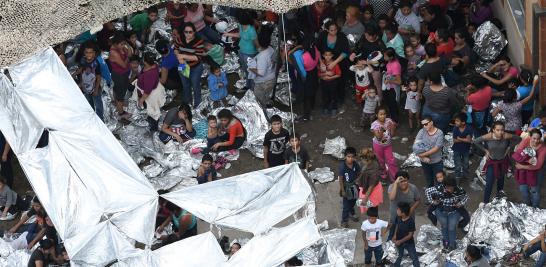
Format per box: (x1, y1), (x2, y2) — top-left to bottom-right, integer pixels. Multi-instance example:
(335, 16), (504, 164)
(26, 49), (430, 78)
(361, 207), (389, 266)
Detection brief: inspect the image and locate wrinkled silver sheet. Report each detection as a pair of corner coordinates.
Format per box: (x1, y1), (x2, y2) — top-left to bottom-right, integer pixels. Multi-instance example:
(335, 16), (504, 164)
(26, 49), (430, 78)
(401, 153), (422, 168)
(443, 134), (455, 169)
(0, 48), (158, 266)
(321, 228), (357, 264)
(415, 224), (443, 254)
(473, 21), (507, 63)
(154, 232), (226, 267)
(490, 101), (506, 123)
(467, 198), (546, 262)
(323, 137), (347, 160)
(309, 167), (335, 184)
(275, 72), (293, 106)
(475, 156), (487, 185)
(162, 163), (312, 234)
(222, 52), (241, 74)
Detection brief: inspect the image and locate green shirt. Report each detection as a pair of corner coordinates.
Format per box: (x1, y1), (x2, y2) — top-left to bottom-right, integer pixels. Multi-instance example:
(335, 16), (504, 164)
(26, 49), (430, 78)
(130, 13), (151, 32)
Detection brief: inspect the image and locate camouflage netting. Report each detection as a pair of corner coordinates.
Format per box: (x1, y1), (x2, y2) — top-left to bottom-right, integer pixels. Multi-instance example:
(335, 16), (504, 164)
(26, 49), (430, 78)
(0, 0), (316, 67)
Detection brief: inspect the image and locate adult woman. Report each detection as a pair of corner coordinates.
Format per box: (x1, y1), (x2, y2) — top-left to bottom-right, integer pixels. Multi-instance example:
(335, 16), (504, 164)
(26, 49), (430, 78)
(493, 76), (538, 133)
(480, 56), (519, 91)
(452, 29), (472, 69)
(184, 3), (221, 44)
(513, 129), (546, 207)
(109, 33), (132, 120)
(466, 75), (492, 136)
(159, 103), (195, 144)
(292, 34), (320, 121)
(317, 21), (350, 110)
(300, 0), (334, 34)
(422, 72), (461, 133)
(158, 202), (197, 245)
(210, 109), (246, 152)
(166, 1), (186, 30)
(516, 70), (537, 124)
(350, 27), (386, 100)
(136, 52), (166, 131)
(174, 23), (206, 106)
(0, 177), (22, 221)
(382, 48), (402, 123)
(413, 117), (445, 187)
(223, 11), (258, 91)
(473, 121), (521, 203)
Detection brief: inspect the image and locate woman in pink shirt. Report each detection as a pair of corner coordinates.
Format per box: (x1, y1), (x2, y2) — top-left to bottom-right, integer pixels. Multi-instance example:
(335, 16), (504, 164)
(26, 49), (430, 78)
(382, 48), (402, 123)
(480, 56), (518, 91)
(466, 75), (492, 135)
(513, 129), (546, 207)
(184, 4), (221, 44)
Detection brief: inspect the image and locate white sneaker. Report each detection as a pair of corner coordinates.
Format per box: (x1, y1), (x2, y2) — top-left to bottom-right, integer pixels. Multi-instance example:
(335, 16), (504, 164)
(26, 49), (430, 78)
(0, 213), (15, 221)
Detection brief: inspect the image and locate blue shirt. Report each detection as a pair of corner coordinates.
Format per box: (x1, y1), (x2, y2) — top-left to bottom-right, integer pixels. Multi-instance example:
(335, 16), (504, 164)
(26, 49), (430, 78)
(207, 72), (228, 101)
(338, 161), (361, 184)
(160, 48), (179, 70)
(452, 125), (473, 153)
(517, 85), (535, 111)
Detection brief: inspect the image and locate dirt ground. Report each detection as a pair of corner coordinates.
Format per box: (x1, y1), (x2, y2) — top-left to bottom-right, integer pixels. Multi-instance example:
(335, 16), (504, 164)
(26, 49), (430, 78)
(3, 75), (544, 265)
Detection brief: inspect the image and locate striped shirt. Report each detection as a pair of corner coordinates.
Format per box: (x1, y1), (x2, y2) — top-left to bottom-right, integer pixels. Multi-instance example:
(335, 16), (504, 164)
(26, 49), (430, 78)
(174, 36), (205, 67)
(422, 85), (459, 114)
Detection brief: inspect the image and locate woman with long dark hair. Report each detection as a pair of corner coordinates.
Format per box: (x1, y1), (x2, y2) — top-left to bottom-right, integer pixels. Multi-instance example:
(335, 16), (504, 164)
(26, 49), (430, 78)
(382, 47), (402, 123)
(292, 32), (320, 121)
(513, 129), (546, 207)
(208, 109), (247, 152)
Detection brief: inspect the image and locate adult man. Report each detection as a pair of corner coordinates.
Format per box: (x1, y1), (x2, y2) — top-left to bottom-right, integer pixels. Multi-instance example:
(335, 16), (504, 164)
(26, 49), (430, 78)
(156, 39), (183, 92)
(387, 171), (421, 240)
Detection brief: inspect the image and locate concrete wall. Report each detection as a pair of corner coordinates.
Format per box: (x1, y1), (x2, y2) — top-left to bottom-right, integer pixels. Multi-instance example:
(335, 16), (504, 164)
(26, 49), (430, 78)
(491, 0), (526, 67)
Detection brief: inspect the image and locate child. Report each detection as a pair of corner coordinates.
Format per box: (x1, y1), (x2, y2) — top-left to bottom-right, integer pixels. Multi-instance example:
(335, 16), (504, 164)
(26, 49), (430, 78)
(409, 34), (425, 58)
(78, 41), (104, 121)
(339, 147), (361, 228)
(426, 171), (471, 230)
(404, 45), (421, 78)
(319, 49), (342, 117)
(392, 202), (420, 267)
(361, 207), (389, 266)
(349, 57), (373, 105)
(208, 64), (228, 108)
(371, 107), (398, 182)
(404, 77), (420, 131)
(263, 115), (290, 168)
(284, 133), (310, 171)
(362, 86), (380, 127)
(452, 113), (473, 181)
(196, 154), (216, 184)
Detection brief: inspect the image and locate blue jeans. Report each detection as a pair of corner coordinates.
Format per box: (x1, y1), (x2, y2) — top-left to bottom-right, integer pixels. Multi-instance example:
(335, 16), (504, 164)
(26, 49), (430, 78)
(239, 52), (257, 90)
(436, 209), (461, 249)
(180, 63), (204, 106)
(341, 197), (356, 223)
(483, 165), (505, 203)
(421, 161), (444, 187)
(394, 242), (420, 267)
(472, 110), (488, 137)
(422, 105), (451, 133)
(519, 184), (540, 207)
(524, 242), (546, 267)
(197, 25), (222, 44)
(365, 245), (384, 264)
(85, 93), (104, 121)
(453, 150), (470, 179)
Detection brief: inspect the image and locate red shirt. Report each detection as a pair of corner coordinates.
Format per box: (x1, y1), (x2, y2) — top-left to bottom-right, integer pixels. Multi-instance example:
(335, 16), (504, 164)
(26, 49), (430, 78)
(436, 38), (454, 58)
(226, 120), (244, 146)
(466, 86), (492, 111)
(319, 63), (341, 80)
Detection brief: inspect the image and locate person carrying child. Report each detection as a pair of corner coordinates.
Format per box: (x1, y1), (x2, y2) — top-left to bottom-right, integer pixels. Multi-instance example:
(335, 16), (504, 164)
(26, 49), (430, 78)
(207, 64), (228, 108)
(349, 56), (373, 105)
(263, 115), (290, 168)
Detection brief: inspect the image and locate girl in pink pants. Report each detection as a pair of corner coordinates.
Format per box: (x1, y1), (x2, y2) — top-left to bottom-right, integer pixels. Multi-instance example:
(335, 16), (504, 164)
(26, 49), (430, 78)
(370, 107), (398, 182)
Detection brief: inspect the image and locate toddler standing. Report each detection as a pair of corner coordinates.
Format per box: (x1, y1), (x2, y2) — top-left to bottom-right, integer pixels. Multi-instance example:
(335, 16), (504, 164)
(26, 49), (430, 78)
(349, 57), (373, 105)
(404, 77), (420, 132)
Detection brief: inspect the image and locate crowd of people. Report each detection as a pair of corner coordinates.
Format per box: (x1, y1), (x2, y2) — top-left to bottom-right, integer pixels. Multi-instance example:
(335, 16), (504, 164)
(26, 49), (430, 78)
(0, 0), (546, 266)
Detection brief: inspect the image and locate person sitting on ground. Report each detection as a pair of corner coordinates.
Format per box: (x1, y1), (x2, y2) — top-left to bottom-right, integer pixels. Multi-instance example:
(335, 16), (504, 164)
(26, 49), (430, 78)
(425, 176), (469, 251)
(0, 177), (23, 221)
(196, 154), (216, 184)
(228, 242), (241, 259)
(263, 115), (290, 168)
(8, 196), (45, 236)
(509, 229), (546, 266)
(157, 202), (197, 245)
(159, 103), (195, 144)
(207, 63), (228, 108)
(27, 239), (55, 267)
(202, 109), (246, 153)
(465, 245), (490, 267)
(129, 7), (159, 41)
(284, 133), (310, 171)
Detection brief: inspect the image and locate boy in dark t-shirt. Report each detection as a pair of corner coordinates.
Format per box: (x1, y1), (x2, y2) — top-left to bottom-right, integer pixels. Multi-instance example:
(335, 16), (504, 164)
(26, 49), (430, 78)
(284, 133), (309, 171)
(338, 147), (361, 228)
(263, 115), (290, 168)
(393, 202), (420, 267)
(452, 113), (473, 181)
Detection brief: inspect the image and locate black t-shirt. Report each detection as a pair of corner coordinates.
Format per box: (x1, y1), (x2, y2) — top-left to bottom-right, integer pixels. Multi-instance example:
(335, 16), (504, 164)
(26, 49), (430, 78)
(44, 225), (58, 244)
(417, 59), (447, 81)
(283, 147), (310, 170)
(394, 217), (416, 244)
(28, 249), (50, 267)
(263, 129), (290, 167)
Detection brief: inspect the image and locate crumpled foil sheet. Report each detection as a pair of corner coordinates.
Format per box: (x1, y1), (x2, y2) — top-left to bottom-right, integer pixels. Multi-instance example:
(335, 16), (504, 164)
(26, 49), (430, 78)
(300, 239), (330, 265)
(490, 101), (506, 123)
(443, 134), (455, 169)
(308, 167), (335, 184)
(523, 146), (537, 157)
(401, 153), (422, 168)
(473, 21), (507, 63)
(415, 224), (443, 254)
(0, 239), (31, 266)
(222, 52), (241, 74)
(323, 136), (347, 160)
(467, 198), (546, 263)
(274, 81), (292, 106)
(475, 156), (487, 185)
(265, 107), (296, 132)
(322, 228), (357, 264)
